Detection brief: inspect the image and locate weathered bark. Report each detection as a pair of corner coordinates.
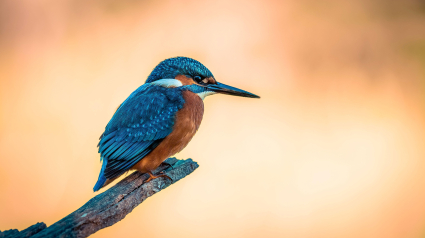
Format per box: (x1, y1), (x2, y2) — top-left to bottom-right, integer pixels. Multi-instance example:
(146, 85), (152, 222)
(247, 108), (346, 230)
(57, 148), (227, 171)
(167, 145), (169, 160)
(0, 158), (199, 238)
(0, 223), (46, 238)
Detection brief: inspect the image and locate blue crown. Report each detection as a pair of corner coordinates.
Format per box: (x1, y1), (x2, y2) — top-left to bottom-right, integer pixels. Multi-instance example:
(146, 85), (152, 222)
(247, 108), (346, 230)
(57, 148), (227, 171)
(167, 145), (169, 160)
(146, 57), (214, 83)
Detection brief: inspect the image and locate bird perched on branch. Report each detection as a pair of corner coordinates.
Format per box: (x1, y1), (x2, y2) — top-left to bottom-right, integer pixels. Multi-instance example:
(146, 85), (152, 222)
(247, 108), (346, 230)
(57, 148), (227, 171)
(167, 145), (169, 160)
(93, 57), (259, 192)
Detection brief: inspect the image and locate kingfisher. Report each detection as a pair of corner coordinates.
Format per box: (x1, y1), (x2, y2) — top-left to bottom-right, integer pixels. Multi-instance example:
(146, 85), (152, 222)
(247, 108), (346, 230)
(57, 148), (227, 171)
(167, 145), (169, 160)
(93, 57), (259, 192)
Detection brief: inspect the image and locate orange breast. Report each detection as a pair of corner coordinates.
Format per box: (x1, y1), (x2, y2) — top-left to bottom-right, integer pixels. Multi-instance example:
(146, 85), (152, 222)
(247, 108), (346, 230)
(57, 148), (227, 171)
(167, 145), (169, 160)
(133, 90), (204, 173)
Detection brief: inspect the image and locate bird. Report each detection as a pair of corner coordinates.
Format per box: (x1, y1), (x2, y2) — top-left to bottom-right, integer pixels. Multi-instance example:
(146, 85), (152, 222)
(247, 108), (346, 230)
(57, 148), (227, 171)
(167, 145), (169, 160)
(93, 56), (259, 192)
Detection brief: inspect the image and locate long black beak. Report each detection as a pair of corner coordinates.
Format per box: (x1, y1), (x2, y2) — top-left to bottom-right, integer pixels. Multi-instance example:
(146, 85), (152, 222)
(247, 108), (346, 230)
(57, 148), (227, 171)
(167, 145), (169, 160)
(207, 82), (260, 98)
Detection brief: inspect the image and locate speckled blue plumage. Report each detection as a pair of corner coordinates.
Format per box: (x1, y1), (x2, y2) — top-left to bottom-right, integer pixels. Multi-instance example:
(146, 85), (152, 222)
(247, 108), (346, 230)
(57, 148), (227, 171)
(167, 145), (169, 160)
(146, 57), (213, 83)
(94, 57), (213, 192)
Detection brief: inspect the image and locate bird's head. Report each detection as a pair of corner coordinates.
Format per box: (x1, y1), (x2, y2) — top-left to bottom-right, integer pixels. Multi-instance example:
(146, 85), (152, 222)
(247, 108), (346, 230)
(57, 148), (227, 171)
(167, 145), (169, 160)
(146, 57), (260, 99)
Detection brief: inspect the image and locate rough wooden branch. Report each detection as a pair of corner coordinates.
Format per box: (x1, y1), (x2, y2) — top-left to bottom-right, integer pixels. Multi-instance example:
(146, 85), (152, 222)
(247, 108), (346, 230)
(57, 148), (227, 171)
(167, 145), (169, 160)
(0, 223), (46, 238)
(0, 158), (199, 238)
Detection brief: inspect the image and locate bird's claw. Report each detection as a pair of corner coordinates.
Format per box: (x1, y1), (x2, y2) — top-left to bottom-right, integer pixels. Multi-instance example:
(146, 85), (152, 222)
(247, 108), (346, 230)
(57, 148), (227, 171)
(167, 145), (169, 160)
(144, 171), (173, 183)
(158, 171), (173, 182)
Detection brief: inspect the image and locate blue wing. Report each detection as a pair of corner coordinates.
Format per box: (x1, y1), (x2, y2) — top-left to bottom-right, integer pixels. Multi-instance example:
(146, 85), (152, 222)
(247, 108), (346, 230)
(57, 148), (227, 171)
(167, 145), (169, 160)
(94, 84), (185, 191)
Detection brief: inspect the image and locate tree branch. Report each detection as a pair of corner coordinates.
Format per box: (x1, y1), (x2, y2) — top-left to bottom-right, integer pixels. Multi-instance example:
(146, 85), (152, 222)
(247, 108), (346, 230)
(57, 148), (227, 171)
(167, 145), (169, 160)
(0, 158), (199, 238)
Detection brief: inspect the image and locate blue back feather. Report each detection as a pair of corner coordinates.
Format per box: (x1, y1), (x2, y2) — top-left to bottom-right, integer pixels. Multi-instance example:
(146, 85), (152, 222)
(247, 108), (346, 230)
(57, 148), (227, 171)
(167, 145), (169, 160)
(93, 157), (108, 192)
(93, 84), (185, 190)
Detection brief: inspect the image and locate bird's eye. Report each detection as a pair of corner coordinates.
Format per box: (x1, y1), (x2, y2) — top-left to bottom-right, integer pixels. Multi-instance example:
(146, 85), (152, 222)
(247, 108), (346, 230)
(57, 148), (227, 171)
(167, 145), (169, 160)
(193, 75), (202, 83)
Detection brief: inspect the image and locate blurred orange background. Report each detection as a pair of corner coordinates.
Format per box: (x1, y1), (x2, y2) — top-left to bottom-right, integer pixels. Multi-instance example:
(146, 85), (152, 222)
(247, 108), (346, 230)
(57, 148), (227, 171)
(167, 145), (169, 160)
(1, 0), (425, 237)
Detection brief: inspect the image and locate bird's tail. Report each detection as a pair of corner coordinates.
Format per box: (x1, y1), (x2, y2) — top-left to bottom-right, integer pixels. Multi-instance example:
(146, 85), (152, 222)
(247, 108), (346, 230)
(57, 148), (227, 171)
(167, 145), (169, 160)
(93, 158), (107, 192)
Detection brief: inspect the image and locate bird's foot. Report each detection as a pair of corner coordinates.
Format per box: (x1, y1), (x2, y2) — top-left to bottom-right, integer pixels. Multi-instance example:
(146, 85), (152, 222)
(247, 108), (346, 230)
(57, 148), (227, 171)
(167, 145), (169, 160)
(145, 171), (173, 183)
(159, 171), (173, 182)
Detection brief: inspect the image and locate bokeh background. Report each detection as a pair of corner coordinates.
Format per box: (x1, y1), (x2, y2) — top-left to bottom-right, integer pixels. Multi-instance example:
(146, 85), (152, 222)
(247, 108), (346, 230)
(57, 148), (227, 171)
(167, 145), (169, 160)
(1, 0), (425, 237)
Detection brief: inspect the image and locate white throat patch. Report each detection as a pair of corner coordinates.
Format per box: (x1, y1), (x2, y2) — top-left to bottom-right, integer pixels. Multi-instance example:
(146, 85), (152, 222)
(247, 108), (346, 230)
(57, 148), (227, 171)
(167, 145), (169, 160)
(197, 91), (216, 100)
(150, 79), (183, 88)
